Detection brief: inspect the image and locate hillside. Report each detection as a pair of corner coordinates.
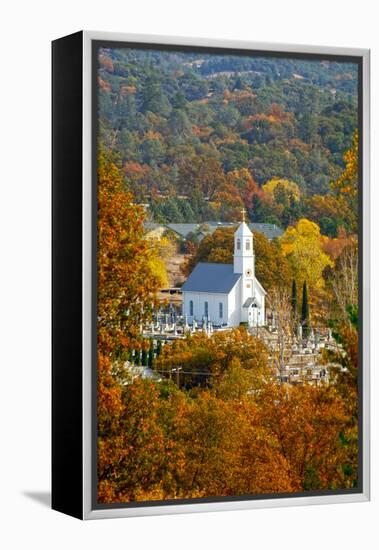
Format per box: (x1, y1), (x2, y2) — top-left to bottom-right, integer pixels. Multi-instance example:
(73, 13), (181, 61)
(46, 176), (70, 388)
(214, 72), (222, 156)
(97, 47), (358, 235)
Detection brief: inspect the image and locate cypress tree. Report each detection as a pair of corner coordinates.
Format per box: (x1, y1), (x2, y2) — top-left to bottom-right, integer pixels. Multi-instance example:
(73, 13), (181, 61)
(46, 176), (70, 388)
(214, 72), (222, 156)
(136, 349), (142, 366)
(148, 339), (154, 368)
(156, 339), (162, 357)
(301, 280), (310, 338)
(291, 279), (298, 316)
(141, 348), (148, 367)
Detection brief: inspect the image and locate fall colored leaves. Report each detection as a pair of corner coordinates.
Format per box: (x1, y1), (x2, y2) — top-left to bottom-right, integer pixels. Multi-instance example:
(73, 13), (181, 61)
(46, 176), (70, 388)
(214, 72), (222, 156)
(98, 375), (354, 503)
(96, 143), (359, 504)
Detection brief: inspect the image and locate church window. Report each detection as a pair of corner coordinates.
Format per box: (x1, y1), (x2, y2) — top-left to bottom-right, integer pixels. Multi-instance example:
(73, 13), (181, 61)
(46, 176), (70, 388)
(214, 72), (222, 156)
(189, 300), (193, 316)
(246, 239), (250, 250)
(237, 238), (241, 250)
(204, 301), (208, 317)
(219, 302), (223, 318)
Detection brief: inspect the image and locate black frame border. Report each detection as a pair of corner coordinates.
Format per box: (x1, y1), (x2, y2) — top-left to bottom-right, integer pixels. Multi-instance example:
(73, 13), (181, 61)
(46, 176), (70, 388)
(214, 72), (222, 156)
(52, 30), (84, 519)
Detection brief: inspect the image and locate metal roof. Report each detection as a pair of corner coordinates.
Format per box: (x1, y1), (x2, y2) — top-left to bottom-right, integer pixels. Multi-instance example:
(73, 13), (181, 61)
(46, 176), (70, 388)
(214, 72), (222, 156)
(166, 223), (200, 238)
(249, 223), (283, 240)
(165, 222), (283, 240)
(182, 263), (241, 294)
(243, 297), (257, 308)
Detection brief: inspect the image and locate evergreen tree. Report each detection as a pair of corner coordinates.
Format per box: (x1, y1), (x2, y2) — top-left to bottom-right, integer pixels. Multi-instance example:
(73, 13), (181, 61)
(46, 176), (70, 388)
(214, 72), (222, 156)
(148, 339), (155, 368)
(141, 76), (171, 116)
(136, 350), (142, 366)
(301, 280), (310, 338)
(141, 348), (148, 367)
(156, 339), (162, 357)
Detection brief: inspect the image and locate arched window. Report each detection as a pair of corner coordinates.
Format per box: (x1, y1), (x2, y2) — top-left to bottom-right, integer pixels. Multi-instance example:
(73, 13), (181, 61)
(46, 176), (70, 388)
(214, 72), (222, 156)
(189, 300), (193, 316)
(204, 301), (208, 317)
(237, 238), (241, 250)
(246, 238), (250, 250)
(219, 302), (223, 318)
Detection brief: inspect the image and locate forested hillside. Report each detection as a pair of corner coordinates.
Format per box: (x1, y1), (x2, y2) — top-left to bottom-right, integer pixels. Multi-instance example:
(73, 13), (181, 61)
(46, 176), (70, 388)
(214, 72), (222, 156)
(98, 47), (358, 235)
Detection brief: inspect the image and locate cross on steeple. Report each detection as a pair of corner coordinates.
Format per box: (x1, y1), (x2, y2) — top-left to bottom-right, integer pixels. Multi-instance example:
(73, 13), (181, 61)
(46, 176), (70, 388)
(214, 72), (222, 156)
(241, 208), (246, 222)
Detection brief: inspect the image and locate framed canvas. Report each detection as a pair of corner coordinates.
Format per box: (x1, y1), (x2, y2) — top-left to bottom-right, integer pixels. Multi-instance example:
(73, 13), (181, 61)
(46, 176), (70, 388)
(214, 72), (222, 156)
(52, 31), (370, 520)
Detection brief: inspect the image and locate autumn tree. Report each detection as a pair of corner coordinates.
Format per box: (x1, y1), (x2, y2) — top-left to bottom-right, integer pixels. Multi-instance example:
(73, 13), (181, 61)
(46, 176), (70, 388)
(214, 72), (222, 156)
(156, 327), (270, 390)
(304, 194), (349, 237)
(97, 150), (163, 502)
(262, 177), (301, 202)
(331, 129), (358, 232)
(321, 307), (359, 488)
(169, 392), (296, 497)
(177, 155), (226, 200)
(268, 287), (294, 380)
(256, 384), (352, 490)
(98, 378), (168, 503)
(280, 218), (333, 292)
(328, 243), (358, 326)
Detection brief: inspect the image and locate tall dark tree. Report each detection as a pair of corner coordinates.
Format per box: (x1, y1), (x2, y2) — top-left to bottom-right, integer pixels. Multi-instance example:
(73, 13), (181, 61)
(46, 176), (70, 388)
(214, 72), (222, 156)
(156, 339), (162, 357)
(148, 339), (155, 368)
(301, 280), (310, 338)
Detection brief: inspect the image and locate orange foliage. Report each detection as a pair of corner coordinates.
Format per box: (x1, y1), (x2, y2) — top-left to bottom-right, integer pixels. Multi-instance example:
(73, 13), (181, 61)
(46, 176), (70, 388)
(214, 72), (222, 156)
(97, 151), (162, 502)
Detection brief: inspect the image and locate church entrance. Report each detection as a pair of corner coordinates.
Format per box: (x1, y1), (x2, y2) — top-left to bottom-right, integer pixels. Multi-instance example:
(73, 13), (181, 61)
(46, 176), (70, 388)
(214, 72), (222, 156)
(248, 303), (261, 328)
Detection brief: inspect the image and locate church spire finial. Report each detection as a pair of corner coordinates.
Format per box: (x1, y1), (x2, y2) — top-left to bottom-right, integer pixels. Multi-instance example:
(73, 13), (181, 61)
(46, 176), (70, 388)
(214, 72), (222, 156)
(241, 207), (246, 223)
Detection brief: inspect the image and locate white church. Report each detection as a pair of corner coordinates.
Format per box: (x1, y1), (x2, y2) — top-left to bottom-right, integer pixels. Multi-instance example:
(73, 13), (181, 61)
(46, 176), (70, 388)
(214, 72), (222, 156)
(182, 215), (266, 328)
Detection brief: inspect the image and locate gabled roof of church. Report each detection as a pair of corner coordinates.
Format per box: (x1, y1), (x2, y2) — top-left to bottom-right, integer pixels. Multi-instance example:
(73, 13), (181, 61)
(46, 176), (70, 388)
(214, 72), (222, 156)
(181, 263), (241, 294)
(243, 297), (257, 308)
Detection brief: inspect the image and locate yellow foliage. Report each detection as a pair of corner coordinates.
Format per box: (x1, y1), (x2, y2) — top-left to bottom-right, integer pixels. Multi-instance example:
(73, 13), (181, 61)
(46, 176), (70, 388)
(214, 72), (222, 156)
(147, 256), (169, 288)
(262, 178), (301, 202)
(280, 218), (333, 289)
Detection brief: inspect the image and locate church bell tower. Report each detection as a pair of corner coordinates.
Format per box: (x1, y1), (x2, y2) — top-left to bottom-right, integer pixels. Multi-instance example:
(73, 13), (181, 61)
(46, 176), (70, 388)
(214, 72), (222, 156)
(233, 209), (255, 277)
(234, 210), (255, 312)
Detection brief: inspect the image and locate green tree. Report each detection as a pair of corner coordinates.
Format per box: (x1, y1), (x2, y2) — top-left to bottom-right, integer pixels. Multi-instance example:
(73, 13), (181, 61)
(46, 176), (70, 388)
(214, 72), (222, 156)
(140, 76), (171, 116)
(148, 339), (155, 368)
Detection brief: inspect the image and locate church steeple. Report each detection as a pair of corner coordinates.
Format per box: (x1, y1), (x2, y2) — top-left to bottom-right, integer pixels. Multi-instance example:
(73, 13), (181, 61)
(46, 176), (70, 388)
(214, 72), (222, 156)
(233, 210), (254, 276)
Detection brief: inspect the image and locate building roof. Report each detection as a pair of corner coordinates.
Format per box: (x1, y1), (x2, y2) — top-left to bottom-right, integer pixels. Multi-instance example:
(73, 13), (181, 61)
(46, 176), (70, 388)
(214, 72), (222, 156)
(248, 223), (283, 240)
(165, 221), (283, 241)
(166, 223), (199, 238)
(182, 263), (241, 294)
(243, 297), (257, 308)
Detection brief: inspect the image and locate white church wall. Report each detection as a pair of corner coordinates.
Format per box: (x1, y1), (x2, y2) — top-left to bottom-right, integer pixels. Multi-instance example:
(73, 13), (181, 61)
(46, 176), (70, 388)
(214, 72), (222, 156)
(182, 291), (229, 325)
(227, 282), (241, 327)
